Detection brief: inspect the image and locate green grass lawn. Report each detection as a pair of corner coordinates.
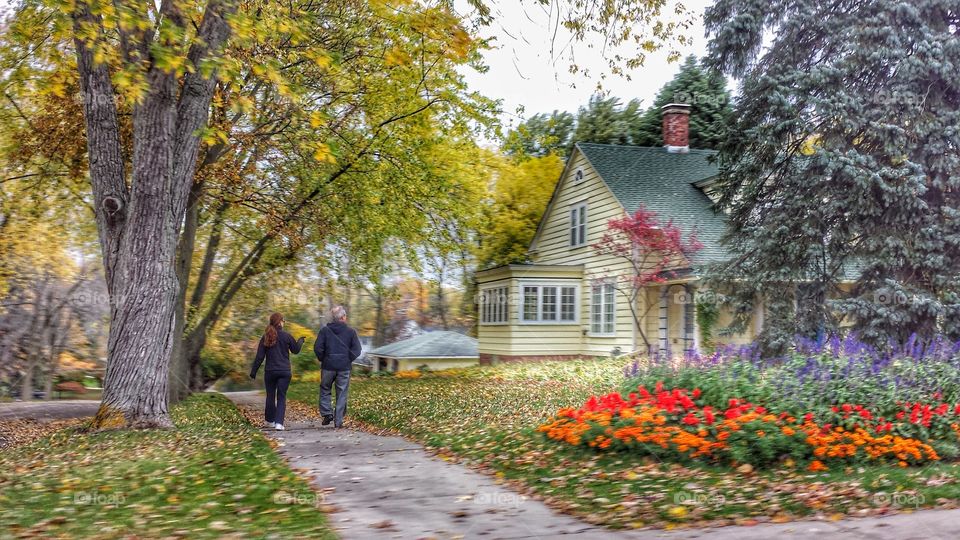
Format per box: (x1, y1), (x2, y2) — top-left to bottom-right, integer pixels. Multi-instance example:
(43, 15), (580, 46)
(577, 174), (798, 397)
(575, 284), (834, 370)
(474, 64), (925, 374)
(289, 361), (960, 529)
(0, 393), (335, 539)
(54, 390), (104, 400)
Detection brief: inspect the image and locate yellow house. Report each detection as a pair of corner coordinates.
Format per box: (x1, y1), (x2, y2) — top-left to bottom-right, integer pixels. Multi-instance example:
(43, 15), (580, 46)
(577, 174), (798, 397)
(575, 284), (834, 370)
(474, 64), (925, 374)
(476, 104), (760, 363)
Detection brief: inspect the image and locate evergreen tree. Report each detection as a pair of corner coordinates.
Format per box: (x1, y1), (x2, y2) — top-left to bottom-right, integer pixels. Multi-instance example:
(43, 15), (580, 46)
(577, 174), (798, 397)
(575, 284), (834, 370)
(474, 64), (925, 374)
(507, 58), (731, 157)
(573, 95), (638, 146)
(503, 111), (576, 158)
(703, 0), (960, 348)
(630, 56), (732, 149)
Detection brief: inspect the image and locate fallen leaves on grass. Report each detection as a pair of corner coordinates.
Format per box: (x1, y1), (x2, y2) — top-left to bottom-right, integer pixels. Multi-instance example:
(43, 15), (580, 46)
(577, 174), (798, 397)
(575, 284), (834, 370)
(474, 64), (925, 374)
(0, 418), (85, 450)
(284, 360), (960, 531)
(0, 394), (335, 539)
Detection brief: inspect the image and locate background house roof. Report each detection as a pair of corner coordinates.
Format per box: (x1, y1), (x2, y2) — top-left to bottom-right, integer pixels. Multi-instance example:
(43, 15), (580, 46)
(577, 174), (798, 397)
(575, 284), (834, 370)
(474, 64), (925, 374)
(368, 331), (478, 359)
(576, 142), (728, 265)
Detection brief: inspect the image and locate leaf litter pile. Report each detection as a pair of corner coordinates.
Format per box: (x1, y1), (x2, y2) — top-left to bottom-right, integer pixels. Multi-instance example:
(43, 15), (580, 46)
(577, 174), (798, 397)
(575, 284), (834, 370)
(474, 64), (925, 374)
(288, 360), (960, 531)
(0, 393), (335, 539)
(0, 418), (86, 450)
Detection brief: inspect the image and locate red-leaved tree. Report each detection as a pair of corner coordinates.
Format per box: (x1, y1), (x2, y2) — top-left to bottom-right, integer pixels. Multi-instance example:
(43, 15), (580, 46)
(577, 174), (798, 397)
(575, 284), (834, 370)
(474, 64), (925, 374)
(593, 206), (702, 352)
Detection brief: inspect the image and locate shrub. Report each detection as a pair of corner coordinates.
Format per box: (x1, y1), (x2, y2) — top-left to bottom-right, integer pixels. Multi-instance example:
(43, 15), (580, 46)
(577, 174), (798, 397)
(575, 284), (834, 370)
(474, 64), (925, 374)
(56, 371), (87, 384)
(623, 334), (960, 414)
(297, 371), (322, 383)
(54, 381), (86, 394)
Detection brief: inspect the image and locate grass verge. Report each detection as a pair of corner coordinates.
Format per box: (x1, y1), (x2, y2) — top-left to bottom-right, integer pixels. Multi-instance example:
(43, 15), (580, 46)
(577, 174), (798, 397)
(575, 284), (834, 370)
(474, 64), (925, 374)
(0, 393), (335, 539)
(288, 360), (960, 530)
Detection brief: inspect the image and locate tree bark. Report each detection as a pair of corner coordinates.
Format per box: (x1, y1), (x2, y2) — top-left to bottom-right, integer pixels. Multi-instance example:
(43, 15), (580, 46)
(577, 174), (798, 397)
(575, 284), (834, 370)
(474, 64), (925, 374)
(16, 278), (50, 401)
(20, 355), (35, 401)
(374, 285), (386, 347)
(434, 259), (449, 329)
(72, 0), (236, 429)
(171, 195), (228, 400)
(94, 46), (180, 428)
(169, 181), (204, 403)
(42, 311), (72, 401)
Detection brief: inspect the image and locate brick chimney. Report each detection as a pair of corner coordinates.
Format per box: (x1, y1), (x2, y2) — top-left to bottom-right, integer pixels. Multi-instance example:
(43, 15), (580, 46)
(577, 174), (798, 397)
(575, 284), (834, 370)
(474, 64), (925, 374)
(662, 103), (691, 153)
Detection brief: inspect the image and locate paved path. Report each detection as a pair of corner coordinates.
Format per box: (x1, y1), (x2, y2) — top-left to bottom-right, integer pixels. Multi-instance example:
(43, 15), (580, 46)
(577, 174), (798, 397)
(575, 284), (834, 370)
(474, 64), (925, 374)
(0, 399), (100, 420)
(224, 392), (960, 540)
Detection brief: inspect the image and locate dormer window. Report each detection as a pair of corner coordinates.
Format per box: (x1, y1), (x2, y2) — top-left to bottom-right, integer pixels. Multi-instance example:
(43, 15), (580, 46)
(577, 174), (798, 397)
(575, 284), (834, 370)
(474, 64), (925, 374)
(573, 169), (584, 183)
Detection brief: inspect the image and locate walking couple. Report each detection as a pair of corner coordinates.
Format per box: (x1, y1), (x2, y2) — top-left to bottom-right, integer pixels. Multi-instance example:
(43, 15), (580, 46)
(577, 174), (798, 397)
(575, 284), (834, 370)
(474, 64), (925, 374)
(249, 306), (361, 430)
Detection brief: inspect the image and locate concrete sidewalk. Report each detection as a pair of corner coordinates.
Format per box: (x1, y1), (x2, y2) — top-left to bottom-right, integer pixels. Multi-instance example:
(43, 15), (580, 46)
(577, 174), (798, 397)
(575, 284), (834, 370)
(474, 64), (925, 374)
(0, 399), (100, 420)
(224, 392), (960, 539)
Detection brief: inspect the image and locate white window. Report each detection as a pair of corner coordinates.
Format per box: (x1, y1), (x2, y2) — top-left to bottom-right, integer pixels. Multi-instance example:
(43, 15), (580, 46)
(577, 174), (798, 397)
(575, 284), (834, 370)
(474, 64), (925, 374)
(519, 283), (578, 323)
(569, 202), (587, 247)
(561, 286), (577, 321)
(591, 282), (616, 335)
(480, 286), (509, 324)
(573, 169), (584, 183)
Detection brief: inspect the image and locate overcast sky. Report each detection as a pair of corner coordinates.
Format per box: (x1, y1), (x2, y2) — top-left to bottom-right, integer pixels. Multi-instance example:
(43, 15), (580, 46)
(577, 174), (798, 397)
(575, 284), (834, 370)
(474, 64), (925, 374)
(0, 0), (713, 129)
(458, 0), (714, 131)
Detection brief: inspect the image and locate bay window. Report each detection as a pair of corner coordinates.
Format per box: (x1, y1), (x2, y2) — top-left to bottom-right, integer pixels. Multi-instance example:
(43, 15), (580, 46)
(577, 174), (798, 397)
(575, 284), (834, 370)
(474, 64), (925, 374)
(480, 286), (509, 324)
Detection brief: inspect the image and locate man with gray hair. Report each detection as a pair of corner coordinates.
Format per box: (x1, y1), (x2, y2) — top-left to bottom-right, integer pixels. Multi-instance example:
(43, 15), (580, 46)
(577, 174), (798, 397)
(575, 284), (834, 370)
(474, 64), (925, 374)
(314, 305), (362, 428)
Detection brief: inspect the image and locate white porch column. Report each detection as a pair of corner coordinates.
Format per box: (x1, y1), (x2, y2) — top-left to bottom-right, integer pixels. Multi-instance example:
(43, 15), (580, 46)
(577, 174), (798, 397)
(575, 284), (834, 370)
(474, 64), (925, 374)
(683, 285), (695, 355)
(658, 286), (668, 357)
(692, 288), (701, 353)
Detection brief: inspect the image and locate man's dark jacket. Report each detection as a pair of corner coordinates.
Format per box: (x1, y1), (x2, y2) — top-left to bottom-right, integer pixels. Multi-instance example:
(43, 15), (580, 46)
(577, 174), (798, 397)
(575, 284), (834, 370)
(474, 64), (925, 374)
(314, 321), (362, 371)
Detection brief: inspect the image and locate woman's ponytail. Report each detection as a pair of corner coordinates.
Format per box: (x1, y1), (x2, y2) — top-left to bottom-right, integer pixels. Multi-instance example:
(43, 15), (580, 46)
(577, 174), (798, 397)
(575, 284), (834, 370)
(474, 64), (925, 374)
(263, 312), (283, 347)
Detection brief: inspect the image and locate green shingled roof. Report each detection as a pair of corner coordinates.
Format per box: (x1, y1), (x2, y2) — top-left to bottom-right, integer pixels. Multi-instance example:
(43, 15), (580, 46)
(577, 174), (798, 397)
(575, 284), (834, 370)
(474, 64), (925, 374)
(368, 331), (478, 359)
(576, 143), (728, 265)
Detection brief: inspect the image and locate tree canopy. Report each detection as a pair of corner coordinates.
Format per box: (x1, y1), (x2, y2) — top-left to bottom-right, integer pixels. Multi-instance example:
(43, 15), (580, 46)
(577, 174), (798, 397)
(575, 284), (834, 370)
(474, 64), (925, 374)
(478, 153), (565, 269)
(0, 0), (699, 422)
(703, 0), (960, 349)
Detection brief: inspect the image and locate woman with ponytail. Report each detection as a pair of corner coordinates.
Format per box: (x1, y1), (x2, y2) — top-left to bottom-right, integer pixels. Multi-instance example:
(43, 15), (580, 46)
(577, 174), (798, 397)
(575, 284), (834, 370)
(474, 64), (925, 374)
(250, 312), (305, 430)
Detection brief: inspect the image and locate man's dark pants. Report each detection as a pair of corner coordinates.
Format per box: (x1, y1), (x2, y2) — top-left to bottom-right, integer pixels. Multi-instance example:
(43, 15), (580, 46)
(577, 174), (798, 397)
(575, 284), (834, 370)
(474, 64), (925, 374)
(264, 371), (291, 425)
(319, 369), (351, 427)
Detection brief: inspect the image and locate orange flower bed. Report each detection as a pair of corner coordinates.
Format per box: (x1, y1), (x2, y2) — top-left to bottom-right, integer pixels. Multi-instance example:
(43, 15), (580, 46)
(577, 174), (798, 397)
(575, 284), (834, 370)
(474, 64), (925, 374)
(537, 384), (956, 470)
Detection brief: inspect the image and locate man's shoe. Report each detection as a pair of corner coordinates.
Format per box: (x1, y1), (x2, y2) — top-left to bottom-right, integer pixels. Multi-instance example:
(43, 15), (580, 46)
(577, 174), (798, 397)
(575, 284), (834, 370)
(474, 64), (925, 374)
(264, 421), (276, 429)
(321, 415), (333, 426)
(275, 424), (285, 431)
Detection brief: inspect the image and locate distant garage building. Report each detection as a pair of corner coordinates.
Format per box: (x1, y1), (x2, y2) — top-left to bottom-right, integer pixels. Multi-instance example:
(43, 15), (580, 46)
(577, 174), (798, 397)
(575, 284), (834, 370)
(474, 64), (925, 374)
(367, 331), (479, 373)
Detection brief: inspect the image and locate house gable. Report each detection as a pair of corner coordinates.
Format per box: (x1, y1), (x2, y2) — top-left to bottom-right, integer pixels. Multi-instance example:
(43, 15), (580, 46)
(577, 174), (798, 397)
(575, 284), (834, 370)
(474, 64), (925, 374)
(528, 146), (626, 264)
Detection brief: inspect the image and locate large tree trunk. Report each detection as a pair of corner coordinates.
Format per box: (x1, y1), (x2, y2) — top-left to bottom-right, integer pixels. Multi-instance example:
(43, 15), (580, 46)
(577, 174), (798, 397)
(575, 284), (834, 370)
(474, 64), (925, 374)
(72, 0), (235, 429)
(95, 59), (181, 428)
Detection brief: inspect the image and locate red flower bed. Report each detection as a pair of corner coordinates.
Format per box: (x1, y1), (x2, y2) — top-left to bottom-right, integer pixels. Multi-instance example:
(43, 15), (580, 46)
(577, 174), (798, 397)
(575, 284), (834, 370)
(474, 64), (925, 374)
(538, 383), (956, 470)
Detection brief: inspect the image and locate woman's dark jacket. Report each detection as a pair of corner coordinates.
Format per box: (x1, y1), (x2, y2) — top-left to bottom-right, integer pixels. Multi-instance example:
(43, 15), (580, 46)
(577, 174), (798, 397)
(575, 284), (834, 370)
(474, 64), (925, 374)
(250, 331), (303, 377)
